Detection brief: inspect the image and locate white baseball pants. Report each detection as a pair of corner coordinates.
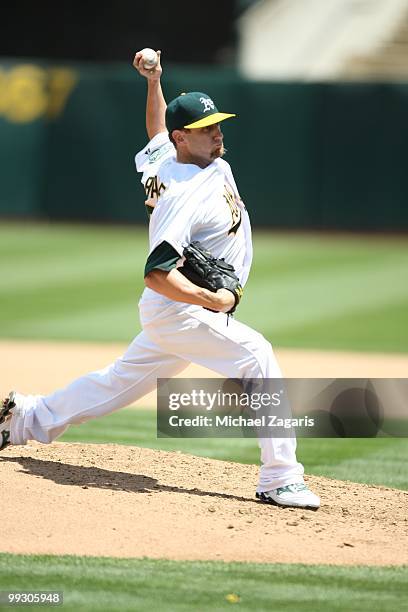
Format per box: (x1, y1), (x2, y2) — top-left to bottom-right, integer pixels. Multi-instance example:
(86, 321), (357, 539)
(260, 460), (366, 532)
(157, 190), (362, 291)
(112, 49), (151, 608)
(10, 300), (304, 490)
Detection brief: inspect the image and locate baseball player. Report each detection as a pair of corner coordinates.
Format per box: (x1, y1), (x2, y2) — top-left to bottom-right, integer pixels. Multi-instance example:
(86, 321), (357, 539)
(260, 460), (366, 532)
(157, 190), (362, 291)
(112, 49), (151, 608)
(0, 50), (319, 510)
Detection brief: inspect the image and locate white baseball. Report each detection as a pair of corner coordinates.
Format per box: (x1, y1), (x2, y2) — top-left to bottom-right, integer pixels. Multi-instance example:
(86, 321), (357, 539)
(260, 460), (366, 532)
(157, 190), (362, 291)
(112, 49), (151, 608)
(141, 48), (158, 70)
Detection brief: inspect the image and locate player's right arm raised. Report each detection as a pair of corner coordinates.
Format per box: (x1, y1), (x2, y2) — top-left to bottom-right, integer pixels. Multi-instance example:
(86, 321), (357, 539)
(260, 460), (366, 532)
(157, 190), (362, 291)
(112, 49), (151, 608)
(133, 50), (166, 139)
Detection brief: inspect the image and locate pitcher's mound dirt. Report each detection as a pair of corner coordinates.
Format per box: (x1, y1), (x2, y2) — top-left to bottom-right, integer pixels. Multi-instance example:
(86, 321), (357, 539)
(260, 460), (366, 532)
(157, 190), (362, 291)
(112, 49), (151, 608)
(1, 442), (407, 565)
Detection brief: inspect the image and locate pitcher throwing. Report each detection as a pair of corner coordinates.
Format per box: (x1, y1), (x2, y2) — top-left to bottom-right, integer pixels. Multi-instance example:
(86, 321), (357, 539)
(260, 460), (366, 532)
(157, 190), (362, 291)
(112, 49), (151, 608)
(1, 49), (319, 510)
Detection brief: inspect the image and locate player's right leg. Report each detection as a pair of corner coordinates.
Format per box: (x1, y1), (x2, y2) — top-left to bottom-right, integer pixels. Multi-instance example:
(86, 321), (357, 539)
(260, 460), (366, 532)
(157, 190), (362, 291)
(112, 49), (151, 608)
(142, 304), (320, 509)
(2, 331), (188, 448)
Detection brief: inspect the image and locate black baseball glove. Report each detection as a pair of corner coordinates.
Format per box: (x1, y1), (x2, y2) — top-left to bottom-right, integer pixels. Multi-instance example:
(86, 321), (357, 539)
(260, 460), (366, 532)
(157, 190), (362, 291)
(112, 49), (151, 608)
(179, 241), (243, 314)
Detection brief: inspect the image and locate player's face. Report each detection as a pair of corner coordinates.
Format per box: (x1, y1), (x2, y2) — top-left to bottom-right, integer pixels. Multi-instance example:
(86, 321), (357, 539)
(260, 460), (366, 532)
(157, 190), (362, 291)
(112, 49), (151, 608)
(179, 123), (225, 168)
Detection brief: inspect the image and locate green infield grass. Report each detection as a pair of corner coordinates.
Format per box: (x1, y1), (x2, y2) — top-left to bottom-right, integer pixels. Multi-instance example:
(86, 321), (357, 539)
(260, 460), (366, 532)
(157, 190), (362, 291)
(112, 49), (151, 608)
(0, 554), (406, 611)
(1, 222), (407, 352)
(60, 408), (408, 490)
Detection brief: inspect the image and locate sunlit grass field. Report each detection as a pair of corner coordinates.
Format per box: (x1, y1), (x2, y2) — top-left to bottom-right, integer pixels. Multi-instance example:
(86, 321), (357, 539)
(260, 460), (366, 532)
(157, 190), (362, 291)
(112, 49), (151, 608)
(1, 554), (406, 612)
(1, 222), (407, 351)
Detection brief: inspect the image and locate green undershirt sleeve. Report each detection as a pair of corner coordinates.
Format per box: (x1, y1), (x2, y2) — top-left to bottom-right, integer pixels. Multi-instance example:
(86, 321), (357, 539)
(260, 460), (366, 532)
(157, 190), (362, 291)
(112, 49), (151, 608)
(144, 241), (180, 277)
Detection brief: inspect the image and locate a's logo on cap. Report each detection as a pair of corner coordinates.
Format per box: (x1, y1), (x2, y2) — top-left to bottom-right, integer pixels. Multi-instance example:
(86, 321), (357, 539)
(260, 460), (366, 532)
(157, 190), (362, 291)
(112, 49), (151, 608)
(200, 97), (215, 112)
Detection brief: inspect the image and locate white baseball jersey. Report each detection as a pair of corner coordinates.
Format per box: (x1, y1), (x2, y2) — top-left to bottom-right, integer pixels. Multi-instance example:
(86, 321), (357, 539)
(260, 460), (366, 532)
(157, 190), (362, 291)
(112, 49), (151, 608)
(135, 131), (253, 310)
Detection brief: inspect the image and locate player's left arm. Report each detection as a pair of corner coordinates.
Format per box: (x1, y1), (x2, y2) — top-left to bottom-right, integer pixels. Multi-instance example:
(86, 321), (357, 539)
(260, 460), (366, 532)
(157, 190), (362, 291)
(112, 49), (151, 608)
(145, 268), (235, 314)
(143, 241), (235, 313)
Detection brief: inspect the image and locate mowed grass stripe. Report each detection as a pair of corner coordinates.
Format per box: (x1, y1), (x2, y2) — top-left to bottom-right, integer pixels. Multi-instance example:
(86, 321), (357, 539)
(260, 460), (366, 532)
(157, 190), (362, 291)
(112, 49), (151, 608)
(4, 303), (141, 342)
(274, 298), (408, 352)
(0, 252), (144, 292)
(0, 236), (146, 292)
(0, 554), (407, 612)
(1, 223), (407, 351)
(240, 257), (408, 331)
(0, 222), (146, 252)
(233, 234), (408, 351)
(0, 225), (145, 339)
(1, 275), (142, 323)
(251, 234), (408, 277)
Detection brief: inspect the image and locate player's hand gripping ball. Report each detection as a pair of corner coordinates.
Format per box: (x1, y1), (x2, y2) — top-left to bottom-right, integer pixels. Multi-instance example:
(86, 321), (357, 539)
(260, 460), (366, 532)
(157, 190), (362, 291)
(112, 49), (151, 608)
(140, 48), (158, 70)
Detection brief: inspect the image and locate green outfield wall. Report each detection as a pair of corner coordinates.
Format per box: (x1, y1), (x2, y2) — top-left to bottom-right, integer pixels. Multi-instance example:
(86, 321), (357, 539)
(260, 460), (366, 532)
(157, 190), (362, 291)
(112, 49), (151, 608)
(1, 59), (407, 230)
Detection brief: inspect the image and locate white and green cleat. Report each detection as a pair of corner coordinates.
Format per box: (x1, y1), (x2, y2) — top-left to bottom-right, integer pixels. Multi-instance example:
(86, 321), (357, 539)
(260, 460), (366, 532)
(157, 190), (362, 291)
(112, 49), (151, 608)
(0, 391), (16, 451)
(256, 483), (320, 510)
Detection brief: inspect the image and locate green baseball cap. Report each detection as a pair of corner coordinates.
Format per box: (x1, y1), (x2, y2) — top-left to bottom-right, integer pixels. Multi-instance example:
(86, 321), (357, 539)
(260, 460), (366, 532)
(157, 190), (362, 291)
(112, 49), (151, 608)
(165, 91), (236, 133)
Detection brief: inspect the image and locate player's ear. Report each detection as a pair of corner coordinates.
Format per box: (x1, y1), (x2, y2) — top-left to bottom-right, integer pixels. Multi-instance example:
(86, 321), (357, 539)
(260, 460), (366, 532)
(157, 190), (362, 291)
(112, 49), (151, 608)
(172, 129), (186, 146)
